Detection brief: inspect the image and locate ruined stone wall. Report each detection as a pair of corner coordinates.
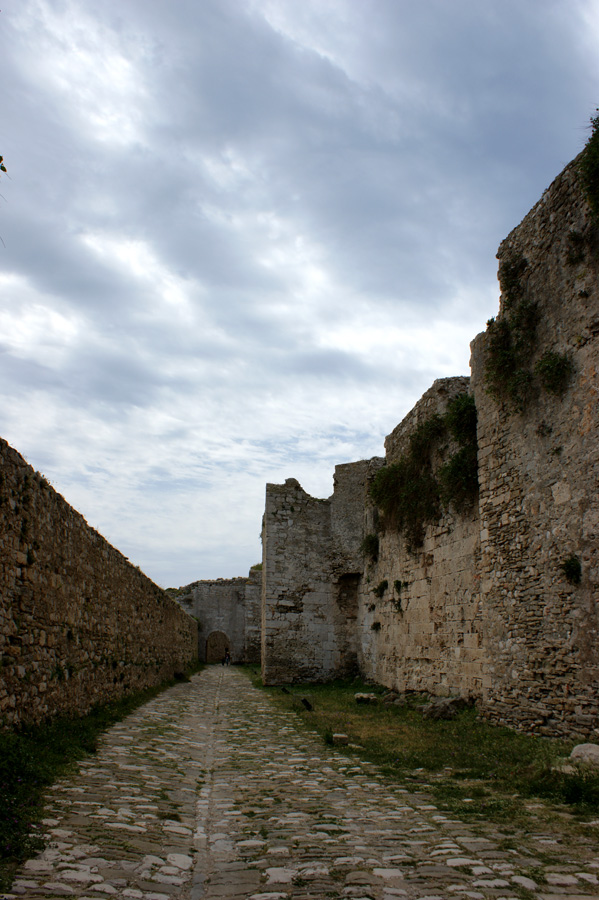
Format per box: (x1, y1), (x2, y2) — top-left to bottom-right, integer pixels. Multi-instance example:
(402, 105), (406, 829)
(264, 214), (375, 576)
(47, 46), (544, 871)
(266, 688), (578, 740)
(471, 157), (599, 736)
(358, 378), (483, 697)
(259, 153), (599, 737)
(0, 438), (198, 728)
(261, 463), (376, 684)
(174, 570), (261, 664)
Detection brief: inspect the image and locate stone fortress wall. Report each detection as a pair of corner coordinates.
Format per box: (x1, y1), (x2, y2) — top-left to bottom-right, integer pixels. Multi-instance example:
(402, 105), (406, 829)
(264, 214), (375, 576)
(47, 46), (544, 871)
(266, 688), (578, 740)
(0, 438), (198, 728)
(261, 378), (485, 699)
(356, 377), (484, 700)
(172, 569), (261, 665)
(260, 154), (599, 738)
(471, 157), (599, 734)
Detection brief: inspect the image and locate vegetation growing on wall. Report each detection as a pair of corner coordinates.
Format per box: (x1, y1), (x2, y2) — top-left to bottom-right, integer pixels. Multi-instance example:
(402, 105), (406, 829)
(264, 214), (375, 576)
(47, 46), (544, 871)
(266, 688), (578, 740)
(394, 579), (409, 594)
(534, 351), (575, 397)
(370, 419), (442, 549)
(498, 249), (530, 306)
(373, 579), (388, 598)
(484, 242), (580, 410)
(438, 392), (479, 512)
(484, 250), (538, 411)
(391, 580), (408, 613)
(483, 112), (597, 409)
(369, 394), (478, 548)
(579, 109), (599, 222)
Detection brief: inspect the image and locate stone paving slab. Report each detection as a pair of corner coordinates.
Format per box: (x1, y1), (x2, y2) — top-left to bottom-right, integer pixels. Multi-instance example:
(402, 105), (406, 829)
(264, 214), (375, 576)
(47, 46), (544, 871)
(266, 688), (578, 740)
(3, 667), (599, 900)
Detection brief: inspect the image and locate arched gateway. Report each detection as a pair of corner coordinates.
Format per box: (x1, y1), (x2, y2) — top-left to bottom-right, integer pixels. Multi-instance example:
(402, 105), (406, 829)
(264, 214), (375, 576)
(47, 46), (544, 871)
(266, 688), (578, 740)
(206, 630), (230, 663)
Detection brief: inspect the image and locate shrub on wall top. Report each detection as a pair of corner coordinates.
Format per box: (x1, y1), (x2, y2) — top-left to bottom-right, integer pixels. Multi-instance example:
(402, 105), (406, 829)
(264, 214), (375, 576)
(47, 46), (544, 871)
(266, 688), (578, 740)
(370, 393), (479, 548)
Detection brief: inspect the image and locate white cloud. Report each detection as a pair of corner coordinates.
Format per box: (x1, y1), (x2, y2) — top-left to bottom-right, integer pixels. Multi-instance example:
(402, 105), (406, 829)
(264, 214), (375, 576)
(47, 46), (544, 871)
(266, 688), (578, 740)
(0, 273), (83, 366)
(0, 0), (596, 586)
(12, 0), (149, 146)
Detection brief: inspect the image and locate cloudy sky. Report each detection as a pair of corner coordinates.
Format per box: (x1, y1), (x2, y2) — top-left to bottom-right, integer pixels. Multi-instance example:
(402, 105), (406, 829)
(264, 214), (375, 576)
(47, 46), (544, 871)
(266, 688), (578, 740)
(1, 0), (597, 588)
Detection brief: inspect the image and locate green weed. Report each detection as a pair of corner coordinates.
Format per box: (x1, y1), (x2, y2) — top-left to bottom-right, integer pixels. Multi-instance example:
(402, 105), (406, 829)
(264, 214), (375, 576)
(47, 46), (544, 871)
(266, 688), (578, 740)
(244, 672), (599, 827)
(370, 455), (441, 549)
(485, 255), (538, 414)
(560, 554), (582, 585)
(370, 393), (478, 543)
(535, 351), (575, 397)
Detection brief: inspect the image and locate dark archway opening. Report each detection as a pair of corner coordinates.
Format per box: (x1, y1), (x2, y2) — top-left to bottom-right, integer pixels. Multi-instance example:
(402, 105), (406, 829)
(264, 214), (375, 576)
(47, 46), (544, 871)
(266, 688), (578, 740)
(206, 630), (230, 663)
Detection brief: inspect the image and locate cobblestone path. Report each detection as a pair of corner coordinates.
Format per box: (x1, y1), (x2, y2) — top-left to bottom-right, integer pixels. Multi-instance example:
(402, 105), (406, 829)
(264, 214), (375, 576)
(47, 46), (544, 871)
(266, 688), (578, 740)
(4, 667), (599, 900)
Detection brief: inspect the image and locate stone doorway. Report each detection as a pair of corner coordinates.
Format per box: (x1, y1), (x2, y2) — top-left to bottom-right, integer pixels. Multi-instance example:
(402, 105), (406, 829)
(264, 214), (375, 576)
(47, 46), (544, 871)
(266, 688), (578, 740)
(206, 630), (230, 663)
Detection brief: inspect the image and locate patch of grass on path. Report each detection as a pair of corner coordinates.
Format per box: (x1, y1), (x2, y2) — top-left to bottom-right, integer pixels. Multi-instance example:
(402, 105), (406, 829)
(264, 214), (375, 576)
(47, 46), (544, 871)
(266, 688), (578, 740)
(242, 670), (599, 826)
(0, 664), (202, 892)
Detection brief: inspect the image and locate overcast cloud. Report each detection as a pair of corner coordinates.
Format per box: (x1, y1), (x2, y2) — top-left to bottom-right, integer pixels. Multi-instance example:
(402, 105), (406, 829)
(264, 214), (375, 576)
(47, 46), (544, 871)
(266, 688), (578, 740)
(1, 0), (597, 586)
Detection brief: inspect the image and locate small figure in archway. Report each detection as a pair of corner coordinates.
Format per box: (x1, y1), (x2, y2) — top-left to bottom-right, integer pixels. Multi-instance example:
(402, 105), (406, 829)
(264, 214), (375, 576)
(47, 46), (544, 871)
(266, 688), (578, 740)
(224, 649), (231, 666)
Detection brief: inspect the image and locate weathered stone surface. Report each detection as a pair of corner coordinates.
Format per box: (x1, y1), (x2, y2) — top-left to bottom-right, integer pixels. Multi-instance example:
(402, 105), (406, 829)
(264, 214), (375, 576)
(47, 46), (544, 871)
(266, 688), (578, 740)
(570, 744), (599, 766)
(358, 376), (483, 701)
(261, 463), (382, 684)
(421, 698), (469, 720)
(472, 156), (599, 736)
(0, 439), (197, 728)
(172, 568), (261, 665)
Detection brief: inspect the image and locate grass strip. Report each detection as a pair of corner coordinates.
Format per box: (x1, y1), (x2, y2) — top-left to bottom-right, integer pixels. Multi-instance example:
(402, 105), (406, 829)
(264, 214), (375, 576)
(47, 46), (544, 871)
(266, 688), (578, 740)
(244, 670), (599, 824)
(0, 664), (202, 891)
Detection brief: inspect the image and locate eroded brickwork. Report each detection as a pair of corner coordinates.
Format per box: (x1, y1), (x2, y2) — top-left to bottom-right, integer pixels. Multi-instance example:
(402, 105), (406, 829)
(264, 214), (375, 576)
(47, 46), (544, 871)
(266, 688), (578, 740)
(0, 439), (198, 728)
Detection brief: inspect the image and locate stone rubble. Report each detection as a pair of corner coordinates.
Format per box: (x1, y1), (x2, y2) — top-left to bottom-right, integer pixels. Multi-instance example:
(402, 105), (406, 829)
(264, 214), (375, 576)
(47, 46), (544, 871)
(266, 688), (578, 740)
(3, 667), (599, 900)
